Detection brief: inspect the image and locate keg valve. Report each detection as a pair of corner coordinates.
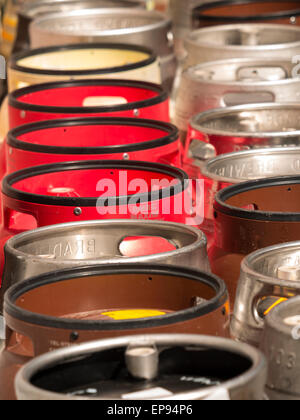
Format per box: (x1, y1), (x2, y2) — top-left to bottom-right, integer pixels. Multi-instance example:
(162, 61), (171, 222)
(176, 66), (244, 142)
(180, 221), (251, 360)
(125, 343), (159, 381)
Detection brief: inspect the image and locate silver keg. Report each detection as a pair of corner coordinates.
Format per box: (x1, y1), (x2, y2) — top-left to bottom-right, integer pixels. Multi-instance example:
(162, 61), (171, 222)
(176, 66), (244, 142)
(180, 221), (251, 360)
(188, 103), (300, 159)
(13, 0), (147, 54)
(29, 8), (176, 91)
(261, 296), (300, 400)
(175, 58), (300, 138)
(232, 242), (300, 348)
(15, 334), (267, 400)
(184, 24), (300, 68)
(0, 219), (209, 340)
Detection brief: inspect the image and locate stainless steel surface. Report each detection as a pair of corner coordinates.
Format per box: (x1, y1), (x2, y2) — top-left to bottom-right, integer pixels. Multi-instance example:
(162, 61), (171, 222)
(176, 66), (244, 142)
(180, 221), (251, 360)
(202, 147), (300, 185)
(174, 58), (300, 136)
(1, 220), (209, 340)
(29, 8), (176, 90)
(261, 296), (300, 400)
(125, 344), (159, 380)
(15, 334), (267, 400)
(184, 24), (300, 68)
(232, 242), (300, 348)
(13, 0), (147, 54)
(190, 103), (300, 150)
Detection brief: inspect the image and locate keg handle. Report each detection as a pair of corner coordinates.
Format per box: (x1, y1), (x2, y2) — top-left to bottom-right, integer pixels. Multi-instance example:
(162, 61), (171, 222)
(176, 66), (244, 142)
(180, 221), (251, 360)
(3, 202), (38, 231)
(185, 138), (216, 166)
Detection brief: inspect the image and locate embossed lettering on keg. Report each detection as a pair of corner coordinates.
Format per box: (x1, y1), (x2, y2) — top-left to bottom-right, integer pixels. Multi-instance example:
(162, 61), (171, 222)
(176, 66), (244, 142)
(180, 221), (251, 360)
(232, 242), (300, 348)
(175, 59), (300, 138)
(210, 176), (300, 305)
(15, 334), (266, 400)
(187, 104), (300, 158)
(29, 9), (176, 90)
(8, 44), (161, 92)
(261, 296), (300, 400)
(184, 24), (300, 68)
(13, 0), (147, 54)
(193, 148), (300, 248)
(0, 264), (229, 400)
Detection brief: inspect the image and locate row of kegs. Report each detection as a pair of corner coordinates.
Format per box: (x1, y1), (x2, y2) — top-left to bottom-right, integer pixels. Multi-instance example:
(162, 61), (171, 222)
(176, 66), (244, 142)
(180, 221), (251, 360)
(0, 0), (300, 401)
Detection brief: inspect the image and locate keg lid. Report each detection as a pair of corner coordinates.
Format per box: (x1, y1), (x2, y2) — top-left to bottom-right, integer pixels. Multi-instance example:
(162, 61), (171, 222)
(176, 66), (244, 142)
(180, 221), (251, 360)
(15, 335), (264, 400)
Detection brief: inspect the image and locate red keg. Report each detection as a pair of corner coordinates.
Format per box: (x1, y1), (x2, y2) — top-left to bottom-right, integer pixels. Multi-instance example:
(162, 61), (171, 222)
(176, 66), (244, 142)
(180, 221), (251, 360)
(5, 118), (181, 174)
(0, 160), (190, 285)
(8, 79), (170, 129)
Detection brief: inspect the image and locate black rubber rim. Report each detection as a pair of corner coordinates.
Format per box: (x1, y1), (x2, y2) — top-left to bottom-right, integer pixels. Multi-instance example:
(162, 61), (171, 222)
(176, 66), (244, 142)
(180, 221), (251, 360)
(4, 264), (228, 331)
(194, 0), (300, 22)
(9, 43), (157, 76)
(2, 160), (189, 207)
(7, 117), (179, 154)
(8, 79), (168, 114)
(215, 175), (300, 222)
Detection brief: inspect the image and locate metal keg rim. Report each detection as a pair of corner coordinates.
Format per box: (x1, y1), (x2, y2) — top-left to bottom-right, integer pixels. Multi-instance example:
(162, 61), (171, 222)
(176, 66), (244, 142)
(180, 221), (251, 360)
(4, 265), (228, 331)
(202, 147), (300, 184)
(241, 241), (300, 289)
(184, 58), (298, 87)
(15, 334), (266, 400)
(10, 43), (157, 77)
(186, 23), (300, 51)
(191, 103), (300, 138)
(193, 0), (300, 23)
(19, 0), (146, 18)
(30, 8), (172, 37)
(8, 79), (168, 114)
(215, 175), (300, 222)
(7, 117), (179, 155)
(4, 219), (206, 265)
(2, 160), (188, 207)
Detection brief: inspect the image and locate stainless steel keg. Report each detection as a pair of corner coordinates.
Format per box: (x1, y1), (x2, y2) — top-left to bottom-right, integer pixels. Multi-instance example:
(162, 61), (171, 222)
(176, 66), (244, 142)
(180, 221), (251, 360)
(29, 8), (176, 91)
(175, 58), (300, 138)
(232, 242), (300, 348)
(15, 334), (267, 400)
(188, 103), (300, 158)
(13, 0), (147, 54)
(0, 220), (210, 340)
(261, 296), (300, 400)
(184, 24), (300, 68)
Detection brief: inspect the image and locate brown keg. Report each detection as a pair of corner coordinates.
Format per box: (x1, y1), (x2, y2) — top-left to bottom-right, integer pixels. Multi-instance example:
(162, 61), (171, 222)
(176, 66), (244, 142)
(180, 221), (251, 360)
(193, 1), (300, 28)
(0, 264), (229, 400)
(210, 176), (300, 305)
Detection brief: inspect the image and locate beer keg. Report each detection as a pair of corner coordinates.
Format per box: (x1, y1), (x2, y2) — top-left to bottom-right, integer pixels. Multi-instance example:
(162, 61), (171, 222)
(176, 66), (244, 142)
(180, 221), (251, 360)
(0, 160), (190, 286)
(5, 117), (181, 173)
(187, 104), (300, 158)
(29, 9), (176, 91)
(15, 334), (266, 400)
(193, 1), (300, 28)
(8, 44), (161, 92)
(13, 0), (147, 55)
(192, 148), (300, 247)
(175, 59), (300, 140)
(232, 242), (300, 347)
(0, 264), (229, 400)
(261, 296), (300, 400)
(8, 80), (170, 129)
(210, 176), (300, 304)
(184, 24), (300, 68)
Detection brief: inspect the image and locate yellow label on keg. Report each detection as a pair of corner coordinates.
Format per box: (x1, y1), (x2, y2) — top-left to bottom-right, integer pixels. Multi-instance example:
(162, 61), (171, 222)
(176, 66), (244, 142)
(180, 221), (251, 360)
(101, 310), (166, 320)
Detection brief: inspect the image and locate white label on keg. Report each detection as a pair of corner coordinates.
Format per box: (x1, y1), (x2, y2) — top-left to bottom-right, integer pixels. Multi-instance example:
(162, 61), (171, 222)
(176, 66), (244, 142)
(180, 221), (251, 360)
(122, 387), (173, 400)
(204, 388), (230, 401)
(83, 96), (128, 107)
